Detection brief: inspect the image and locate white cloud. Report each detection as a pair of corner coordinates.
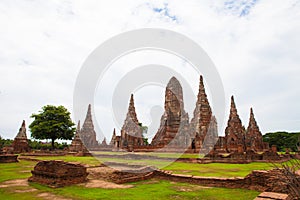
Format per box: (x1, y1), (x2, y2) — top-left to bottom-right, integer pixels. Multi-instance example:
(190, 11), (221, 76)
(0, 0), (299, 141)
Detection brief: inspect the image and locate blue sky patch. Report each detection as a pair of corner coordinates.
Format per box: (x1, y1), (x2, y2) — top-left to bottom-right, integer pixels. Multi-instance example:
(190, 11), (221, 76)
(152, 3), (178, 22)
(224, 0), (258, 17)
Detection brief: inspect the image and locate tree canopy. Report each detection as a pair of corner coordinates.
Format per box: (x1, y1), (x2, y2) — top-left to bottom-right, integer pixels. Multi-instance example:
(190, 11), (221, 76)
(29, 105), (75, 150)
(263, 131), (300, 152)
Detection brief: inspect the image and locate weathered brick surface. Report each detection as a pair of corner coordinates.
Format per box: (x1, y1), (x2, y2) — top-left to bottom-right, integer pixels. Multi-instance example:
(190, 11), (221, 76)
(80, 104), (98, 149)
(154, 168), (299, 196)
(245, 108), (265, 152)
(28, 160), (88, 187)
(224, 96), (246, 152)
(12, 120), (30, 153)
(207, 97), (275, 160)
(69, 121), (91, 156)
(0, 154), (18, 163)
(119, 94), (145, 150)
(152, 77), (189, 148)
(189, 76), (214, 152)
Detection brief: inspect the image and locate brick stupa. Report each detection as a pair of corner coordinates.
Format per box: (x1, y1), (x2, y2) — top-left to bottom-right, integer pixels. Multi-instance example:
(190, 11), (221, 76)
(224, 96), (246, 152)
(12, 120), (30, 153)
(109, 128), (116, 146)
(80, 104), (98, 149)
(245, 108), (267, 152)
(151, 77), (189, 148)
(189, 75), (213, 152)
(120, 94), (144, 150)
(69, 121), (90, 155)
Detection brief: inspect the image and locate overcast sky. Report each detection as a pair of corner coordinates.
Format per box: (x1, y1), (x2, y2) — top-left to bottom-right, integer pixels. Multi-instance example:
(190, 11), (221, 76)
(0, 0), (299, 142)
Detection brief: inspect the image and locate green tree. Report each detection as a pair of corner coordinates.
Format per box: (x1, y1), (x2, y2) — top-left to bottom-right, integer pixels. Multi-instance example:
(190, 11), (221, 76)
(138, 123), (148, 145)
(0, 136), (13, 148)
(0, 135), (4, 149)
(263, 131), (300, 152)
(29, 105), (75, 150)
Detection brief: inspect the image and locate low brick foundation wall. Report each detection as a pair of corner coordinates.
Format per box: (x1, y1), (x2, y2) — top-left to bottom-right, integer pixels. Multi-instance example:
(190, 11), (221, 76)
(155, 170), (247, 189)
(28, 160), (88, 187)
(0, 154), (18, 163)
(114, 171), (155, 184)
(153, 168), (299, 195)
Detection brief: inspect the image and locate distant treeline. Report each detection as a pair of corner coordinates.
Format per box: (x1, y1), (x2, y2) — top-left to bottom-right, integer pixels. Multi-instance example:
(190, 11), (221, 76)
(263, 131), (300, 152)
(1, 132), (300, 152)
(0, 136), (68, 150)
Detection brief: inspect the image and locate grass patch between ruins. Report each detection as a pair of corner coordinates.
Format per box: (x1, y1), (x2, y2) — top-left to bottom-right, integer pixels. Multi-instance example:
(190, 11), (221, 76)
(163, 162), (275, 177)
(22, 155), (101, 166)
(0, 158), (268, 199)
(28, 180), (259, 200)
(17, 155), (284, 178)
(0, 160), (35, 182)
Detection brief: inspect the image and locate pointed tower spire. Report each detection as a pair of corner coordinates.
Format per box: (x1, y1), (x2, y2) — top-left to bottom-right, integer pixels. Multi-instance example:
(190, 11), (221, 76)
(74, 120), (81, 139)
(224, 96), (246, 152)
(109, 128), (116, 146)
(190, 75), (212, 140)
(15, 120), (27, 139)
(152, 76), (187, 147)
(130, 93), (134, 105)
(69, 119), (90, 154)
(230, 95), (238, 115)
(127, 94), (139, 124)
(12, 120), (29, 153)
(80, 104), (98, 148)
(247, 107), (260, 132)
(198, 75), (207, 99)
(225, 95), (245, 137)
(84, 104), (93, 127)
(250, 108), (255, 123)
(22, 120), (25, 128)
(77, 120), (81, 130)
(246, 107), (264, 151)
(121, 94), (144, 148)
(102, 137), (107, 145)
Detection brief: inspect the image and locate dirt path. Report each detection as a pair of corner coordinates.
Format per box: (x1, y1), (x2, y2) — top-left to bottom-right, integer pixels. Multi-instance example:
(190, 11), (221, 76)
(84, 179), (133, 189)
(0, 179), (71, 199)
(0, 179), (33, 188)
(37, 193), (73, 200)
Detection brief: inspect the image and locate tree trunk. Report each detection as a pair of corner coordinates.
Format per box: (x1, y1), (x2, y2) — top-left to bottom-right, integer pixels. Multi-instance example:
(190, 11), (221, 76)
(51, 138), (55, 150)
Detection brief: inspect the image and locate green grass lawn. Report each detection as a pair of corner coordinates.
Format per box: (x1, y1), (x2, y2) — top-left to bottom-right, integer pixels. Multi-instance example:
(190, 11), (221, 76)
(29, 180), (259, 200)
(137, 152), (204, 159)
(96, 156), (276, 177)
(0, 179), (259, 200)
(21, 155), (289, 178)
(21, 155), (101, 166)
(163, 162), (275, 177)
(92, 151), (204, 159)
(0, 160), (260, 200)
(0, 160), (35, 182)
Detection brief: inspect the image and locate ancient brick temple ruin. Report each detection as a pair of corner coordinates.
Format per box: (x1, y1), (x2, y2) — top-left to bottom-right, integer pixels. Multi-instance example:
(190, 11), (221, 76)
(188, 76), (218, 153)
(110, 128), (116, 146)
(111, 94), (145, 151)
(149, 76), (218, 152)
(74, 75), (273, 159)
(206, 96), (275, 160)
(212, 96), (246, 153)
(29, 160), (88, 187)
(79, 104), (99, 149)
(210, 96), (269, 154)
(69, 121), (90, 155)
(245, 108), (269, 151)
(105, 75), (270, 156)
(12, 120), (30, 153)
(151, 77), (190, 149)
